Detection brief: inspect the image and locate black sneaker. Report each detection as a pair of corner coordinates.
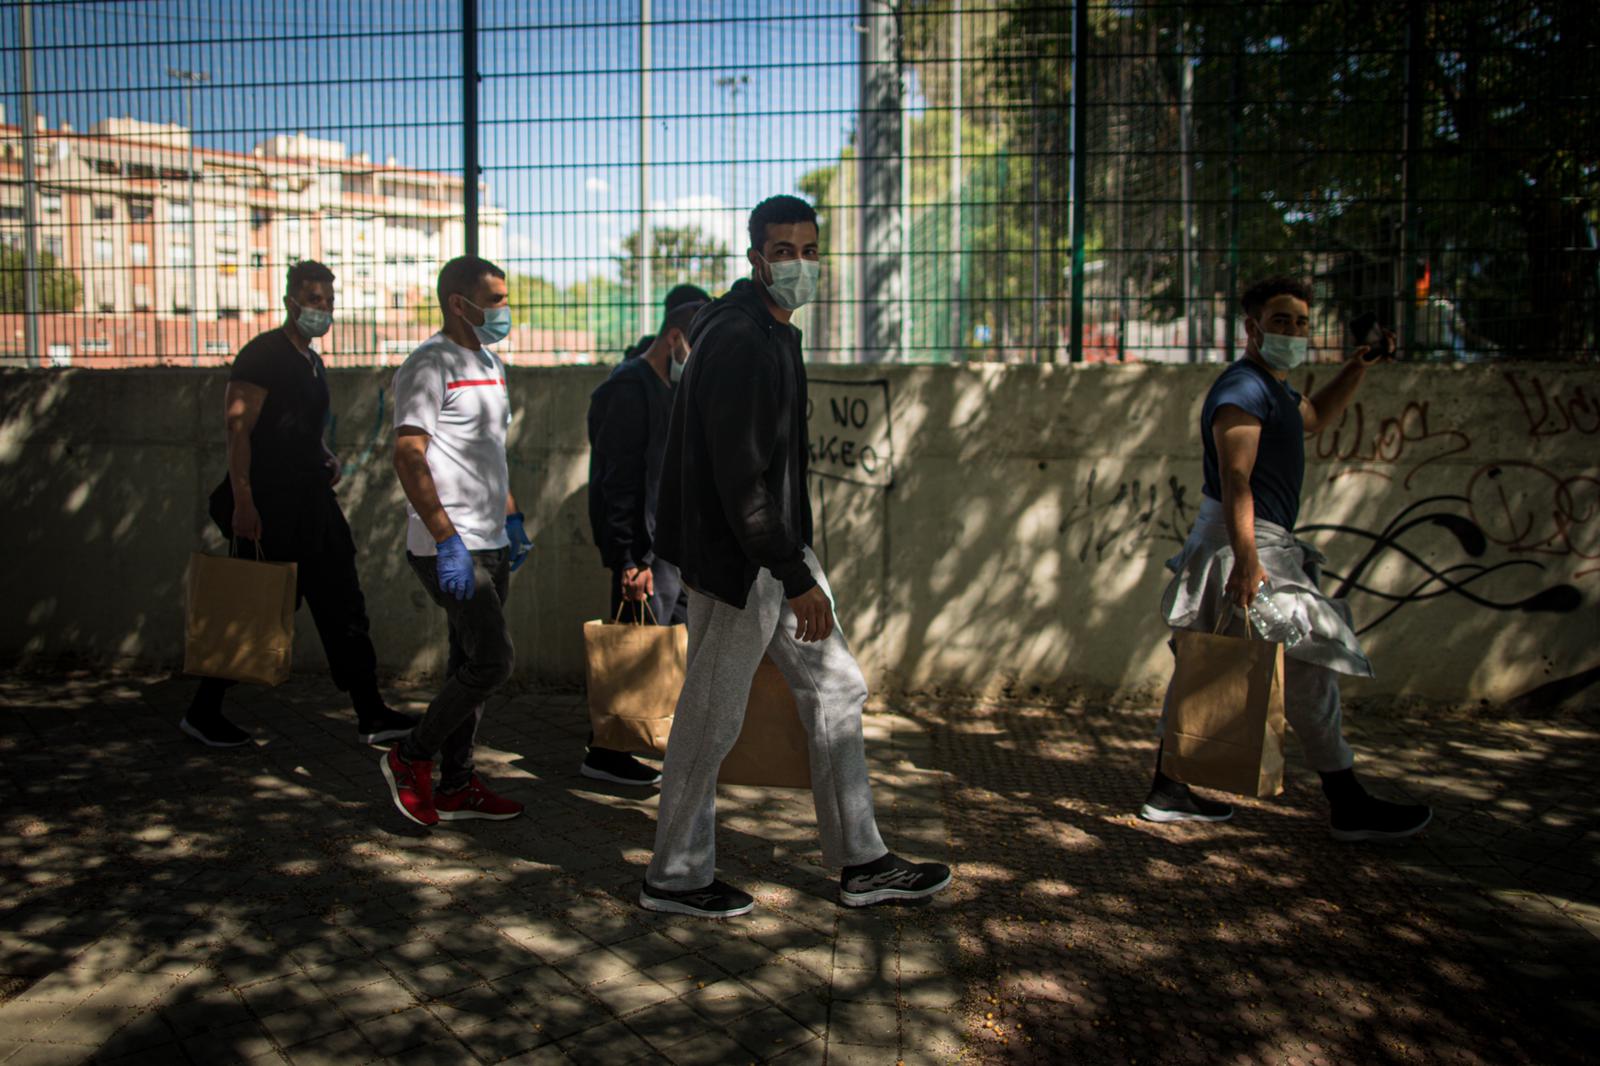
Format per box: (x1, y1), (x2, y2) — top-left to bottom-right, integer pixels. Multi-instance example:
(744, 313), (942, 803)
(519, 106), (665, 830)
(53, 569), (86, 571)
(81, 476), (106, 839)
(358, 706), (419, 746)
(1330, 797), (1433, 843)
(581, 747), (662, 786)
(639, 879), (754, 918)
(1138, 776), (1234, 823)
(839, 853), (952, 907)
(178, 713), (251, 748)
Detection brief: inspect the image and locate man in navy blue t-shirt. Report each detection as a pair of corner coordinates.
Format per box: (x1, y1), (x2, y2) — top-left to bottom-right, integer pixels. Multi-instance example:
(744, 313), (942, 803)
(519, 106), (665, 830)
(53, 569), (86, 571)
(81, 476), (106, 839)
(1144, 276), (1432, 842)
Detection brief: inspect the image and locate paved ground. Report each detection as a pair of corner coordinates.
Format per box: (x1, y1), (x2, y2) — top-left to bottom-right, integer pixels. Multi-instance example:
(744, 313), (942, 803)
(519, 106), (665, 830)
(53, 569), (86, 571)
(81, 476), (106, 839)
(0, 673), (1594, 1065)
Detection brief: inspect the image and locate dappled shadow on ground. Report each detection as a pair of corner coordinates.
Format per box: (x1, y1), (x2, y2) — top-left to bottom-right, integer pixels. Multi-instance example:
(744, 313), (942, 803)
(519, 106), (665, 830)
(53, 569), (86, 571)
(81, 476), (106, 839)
(905, 696), (1598, 1064)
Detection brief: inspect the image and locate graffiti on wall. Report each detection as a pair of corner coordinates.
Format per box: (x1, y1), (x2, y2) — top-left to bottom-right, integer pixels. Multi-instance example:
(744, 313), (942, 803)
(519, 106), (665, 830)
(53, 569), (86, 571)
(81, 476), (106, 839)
(1297, 495), (1582, 634)
(1295, 369), (1596, 630)
(1057, 470), (1193, 563)
(806, 379), (895, 488)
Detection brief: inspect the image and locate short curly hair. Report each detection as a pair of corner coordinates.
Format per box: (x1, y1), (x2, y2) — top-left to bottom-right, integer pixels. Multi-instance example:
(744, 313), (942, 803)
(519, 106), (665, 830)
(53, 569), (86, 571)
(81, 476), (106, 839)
(1241, 275), (1313, 318)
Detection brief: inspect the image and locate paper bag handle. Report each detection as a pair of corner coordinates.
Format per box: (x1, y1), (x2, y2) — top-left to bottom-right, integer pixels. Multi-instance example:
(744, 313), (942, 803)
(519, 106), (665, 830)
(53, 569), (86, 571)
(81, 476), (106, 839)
(612, 597), (659, 627)
(1214, 599), (1250, 635)
(229, 537), (265, 561)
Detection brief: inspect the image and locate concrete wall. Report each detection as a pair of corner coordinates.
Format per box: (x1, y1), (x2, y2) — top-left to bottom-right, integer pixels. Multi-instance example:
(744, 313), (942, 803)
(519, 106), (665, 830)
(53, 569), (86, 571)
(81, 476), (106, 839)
(2, 363), (1596, 707)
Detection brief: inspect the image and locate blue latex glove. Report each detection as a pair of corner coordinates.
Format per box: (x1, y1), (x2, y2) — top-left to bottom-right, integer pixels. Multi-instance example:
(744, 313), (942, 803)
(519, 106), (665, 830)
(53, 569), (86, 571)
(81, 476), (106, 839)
(506, 512), (532, 573)
(435, 534), (476, 601)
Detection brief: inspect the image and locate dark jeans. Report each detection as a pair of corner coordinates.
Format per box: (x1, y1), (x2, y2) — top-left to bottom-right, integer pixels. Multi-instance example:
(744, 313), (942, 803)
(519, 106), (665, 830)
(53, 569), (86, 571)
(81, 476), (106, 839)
(399, 548), (514, 792)
(191, 532), (382, 716)
(609, 558), (688, 626)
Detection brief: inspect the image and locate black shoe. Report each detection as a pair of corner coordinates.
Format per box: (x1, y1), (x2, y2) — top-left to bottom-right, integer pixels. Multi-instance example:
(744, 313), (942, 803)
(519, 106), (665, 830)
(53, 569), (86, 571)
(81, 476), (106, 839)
(639, 879), (754, 918)
(358, 706), (419, 746)
(178, 712), (250, 748)
(1330, 796), (1433, 842)
(839, 853), (952, 907)
(581, 747), (662, 786)
(1139, 780), (1234, 824)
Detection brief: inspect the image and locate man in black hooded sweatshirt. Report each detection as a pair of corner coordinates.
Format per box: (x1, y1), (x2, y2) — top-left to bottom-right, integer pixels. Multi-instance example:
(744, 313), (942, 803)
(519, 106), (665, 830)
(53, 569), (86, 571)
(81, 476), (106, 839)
(637, 195), (952, 919)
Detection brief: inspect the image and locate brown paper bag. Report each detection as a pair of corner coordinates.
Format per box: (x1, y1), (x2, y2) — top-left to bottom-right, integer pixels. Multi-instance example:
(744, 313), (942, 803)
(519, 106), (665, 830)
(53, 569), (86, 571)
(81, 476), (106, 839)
(718, 658), (812, 789)
(584, 606), (687, 758)
(1161, 610), (1287, 798)
(184, 550), (297, 686)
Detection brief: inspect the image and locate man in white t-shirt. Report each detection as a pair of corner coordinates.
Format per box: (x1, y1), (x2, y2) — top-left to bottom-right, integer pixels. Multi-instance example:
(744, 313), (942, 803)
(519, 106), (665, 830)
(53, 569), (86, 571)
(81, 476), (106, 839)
(379, 256), (533, 828)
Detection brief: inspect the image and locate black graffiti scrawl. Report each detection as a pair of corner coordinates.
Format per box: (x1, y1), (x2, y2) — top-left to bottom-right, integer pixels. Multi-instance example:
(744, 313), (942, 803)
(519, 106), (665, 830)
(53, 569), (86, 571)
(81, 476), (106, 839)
(1298, 495), (1582, 635)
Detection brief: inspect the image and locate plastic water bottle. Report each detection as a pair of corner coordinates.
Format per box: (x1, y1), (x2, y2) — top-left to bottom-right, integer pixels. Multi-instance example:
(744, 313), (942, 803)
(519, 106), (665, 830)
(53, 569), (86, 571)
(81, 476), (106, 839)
(1247, 581), (1306, 648)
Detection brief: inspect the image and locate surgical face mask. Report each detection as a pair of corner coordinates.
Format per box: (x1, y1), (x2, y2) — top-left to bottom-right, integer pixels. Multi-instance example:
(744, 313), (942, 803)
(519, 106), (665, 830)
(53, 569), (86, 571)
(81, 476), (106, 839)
(759, 254), (820, 310)
(1258, 329), (1308, 370)
(461, 297), (512, 345)
(290, 299), (332, 339)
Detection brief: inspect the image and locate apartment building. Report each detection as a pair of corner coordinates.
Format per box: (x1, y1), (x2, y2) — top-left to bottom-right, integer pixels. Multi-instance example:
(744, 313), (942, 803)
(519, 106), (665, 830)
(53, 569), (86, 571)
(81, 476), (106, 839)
(0, 112), (557, 366)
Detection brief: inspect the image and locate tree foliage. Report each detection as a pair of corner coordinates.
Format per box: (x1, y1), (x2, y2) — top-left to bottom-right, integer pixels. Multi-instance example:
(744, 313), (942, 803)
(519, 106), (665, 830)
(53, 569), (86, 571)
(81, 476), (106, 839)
(0, 247), (83, 313)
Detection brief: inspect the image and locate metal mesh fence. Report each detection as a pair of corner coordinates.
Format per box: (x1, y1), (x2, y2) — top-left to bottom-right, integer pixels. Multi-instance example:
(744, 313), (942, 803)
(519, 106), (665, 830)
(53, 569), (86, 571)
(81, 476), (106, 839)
(1, 0), (1594, 368)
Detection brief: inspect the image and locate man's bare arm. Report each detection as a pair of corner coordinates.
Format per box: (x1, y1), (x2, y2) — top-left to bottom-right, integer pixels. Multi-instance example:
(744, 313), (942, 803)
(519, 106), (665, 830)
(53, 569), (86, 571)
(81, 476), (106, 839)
(1213, 406), (1266, 610)
(393, 428), (457, 542)
(223, 381), (267, 539)
(1300, 329), (1391, 434)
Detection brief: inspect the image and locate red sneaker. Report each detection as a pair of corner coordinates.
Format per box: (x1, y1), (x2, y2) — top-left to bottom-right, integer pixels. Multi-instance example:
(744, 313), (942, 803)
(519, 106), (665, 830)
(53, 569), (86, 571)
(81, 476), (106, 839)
(380, 747), (437, 827)
(435, 776), (523, 821)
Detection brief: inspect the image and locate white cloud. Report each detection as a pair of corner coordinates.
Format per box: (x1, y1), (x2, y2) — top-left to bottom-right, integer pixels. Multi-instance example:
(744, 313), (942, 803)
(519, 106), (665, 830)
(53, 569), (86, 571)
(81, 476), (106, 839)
(585, 177), (611, 194)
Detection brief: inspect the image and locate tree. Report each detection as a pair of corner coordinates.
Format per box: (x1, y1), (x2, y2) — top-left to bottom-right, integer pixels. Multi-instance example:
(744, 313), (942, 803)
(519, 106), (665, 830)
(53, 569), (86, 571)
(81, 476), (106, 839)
(615, 225), (730, 297)
(0, 247), (83, 313)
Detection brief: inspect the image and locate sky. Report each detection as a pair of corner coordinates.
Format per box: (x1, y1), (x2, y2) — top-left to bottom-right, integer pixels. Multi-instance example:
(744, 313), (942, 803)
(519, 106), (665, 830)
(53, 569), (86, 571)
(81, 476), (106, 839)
(1, 0), (872, 285)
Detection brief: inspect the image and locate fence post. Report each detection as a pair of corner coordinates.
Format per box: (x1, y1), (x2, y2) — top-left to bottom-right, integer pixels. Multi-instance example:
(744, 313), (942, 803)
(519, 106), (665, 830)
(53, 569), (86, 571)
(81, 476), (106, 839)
(1399, 0), (1425, 354)
(1225, 41), (1242, 361)
(19, 0), (40, 367)
(462, 0), (479, 257)
(1068, 0), (1088, 364)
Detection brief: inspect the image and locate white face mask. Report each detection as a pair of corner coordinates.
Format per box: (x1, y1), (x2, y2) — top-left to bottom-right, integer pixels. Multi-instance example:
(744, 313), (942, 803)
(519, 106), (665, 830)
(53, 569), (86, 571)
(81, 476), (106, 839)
(1258, 330), (1308, 370)
(669, 357), (685, 383)
(290, 299), (333, 338)
(759, 254), (820, 310)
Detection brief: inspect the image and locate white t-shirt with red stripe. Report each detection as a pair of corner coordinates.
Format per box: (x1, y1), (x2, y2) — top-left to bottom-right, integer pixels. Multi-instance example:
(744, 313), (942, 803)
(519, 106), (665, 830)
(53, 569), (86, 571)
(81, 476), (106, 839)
(391, 332), (513, 556)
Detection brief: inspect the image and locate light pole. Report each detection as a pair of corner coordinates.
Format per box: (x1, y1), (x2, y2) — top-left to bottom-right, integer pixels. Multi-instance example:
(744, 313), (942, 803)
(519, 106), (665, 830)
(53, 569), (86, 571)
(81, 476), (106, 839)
(169, 66), (208, 365)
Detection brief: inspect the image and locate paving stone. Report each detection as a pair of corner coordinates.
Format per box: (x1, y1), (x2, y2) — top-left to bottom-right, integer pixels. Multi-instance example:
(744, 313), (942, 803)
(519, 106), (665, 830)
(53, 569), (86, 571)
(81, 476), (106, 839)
(828, 1000), (901, 1046)
(649, 1029), (749, 1066)
(557, 1018), (654, 1065)
(179, 1017), (279, 1061)
(357, 1006), (455, 1057)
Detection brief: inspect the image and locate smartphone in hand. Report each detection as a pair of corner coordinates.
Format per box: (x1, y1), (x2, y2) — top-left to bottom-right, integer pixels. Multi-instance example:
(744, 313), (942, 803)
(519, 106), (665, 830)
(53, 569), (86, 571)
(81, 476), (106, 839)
(1348, 312), (1393, 362)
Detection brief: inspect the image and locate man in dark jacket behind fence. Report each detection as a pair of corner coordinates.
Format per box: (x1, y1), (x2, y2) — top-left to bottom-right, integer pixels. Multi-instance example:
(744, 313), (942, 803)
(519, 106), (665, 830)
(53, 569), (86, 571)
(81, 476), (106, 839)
(637, 194), (953, 919)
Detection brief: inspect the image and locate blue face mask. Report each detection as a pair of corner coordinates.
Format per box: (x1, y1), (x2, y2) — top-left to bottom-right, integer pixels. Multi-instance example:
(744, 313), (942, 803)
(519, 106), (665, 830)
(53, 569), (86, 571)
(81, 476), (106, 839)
(461, 297), (512, 346)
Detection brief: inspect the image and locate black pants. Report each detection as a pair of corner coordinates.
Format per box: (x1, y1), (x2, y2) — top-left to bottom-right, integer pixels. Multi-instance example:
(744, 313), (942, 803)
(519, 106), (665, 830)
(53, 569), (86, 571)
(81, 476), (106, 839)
(609, 558), (688, 626)
(399, 549), (513, 792)
(193, 488), (380, 715)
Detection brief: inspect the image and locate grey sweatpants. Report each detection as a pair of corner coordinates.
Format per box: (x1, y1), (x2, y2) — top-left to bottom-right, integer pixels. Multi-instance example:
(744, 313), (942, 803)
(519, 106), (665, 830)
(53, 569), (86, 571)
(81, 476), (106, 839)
(646, 548), (887, 890)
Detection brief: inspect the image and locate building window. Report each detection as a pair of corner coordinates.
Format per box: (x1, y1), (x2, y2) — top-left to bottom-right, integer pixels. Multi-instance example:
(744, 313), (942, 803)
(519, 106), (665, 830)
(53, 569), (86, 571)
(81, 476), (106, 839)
(216, 206), (238, 233)
(1, 206), (24, 222)
(93, 202), (116, 222)
(251, 209), (270, 228)
(41, 194), (62, 216)
(131, 242), (149, 266)
(42, 235), (64, 260)
(133, 285), (152, 311)
(249, 251), (267, 268)
(93, 239), (114, 262)
(0, 233), (19, 250)
(169, 201), (192, 223)
(129, 198), (155, 222)
(98, 299), (115, 314)
(170, 244), (192, 265)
